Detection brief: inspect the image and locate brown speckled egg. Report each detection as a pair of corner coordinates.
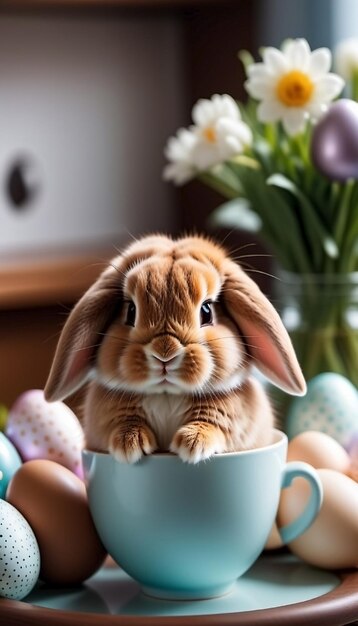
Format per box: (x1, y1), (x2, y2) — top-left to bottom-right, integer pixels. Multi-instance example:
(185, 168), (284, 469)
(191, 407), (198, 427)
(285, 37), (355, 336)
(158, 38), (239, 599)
(6, 460), (107, 585)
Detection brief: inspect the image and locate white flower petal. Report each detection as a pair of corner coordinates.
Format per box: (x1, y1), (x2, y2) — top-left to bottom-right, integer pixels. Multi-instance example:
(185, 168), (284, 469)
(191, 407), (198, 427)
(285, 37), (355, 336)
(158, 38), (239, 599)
(314, 74), (345, 100)
(191, 141), (220, 170)
(211, 94), (225, 118)
(245, 77), (275, 99)
(163, 162), (195, 185)
(192, 98), (214, 126)
(285, 38), (311, 70)
(164, 128), (196, 160)
(305, 101), (327, 119)
(237, 122), (253, 146)
(217, 118), (253, 148)
(335, 37), (358, 79)
(192, 94), (239, 127)
(263, 47), (288, 74)
(257, 99), (282, 123)
(309, 48), (332, 78)
(281, 38), (293, 54)
(247, 63), (270, 80)
(223, 135), (245, 155)
(185, 113), (253, 171)
(163, 127), (198, 184)
(282, 108), (307, 135)
(215, 94), (240, 119)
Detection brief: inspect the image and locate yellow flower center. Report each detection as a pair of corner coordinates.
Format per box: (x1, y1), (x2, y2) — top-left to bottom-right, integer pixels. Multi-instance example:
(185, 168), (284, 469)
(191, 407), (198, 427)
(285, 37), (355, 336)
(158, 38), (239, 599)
(203, 126), (217, 143)
(276, 70), (314, 107)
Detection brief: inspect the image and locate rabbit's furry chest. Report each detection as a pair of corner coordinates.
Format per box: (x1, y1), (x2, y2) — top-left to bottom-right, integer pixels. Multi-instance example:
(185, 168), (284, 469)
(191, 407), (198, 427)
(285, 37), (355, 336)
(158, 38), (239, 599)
(141, 394), (191, 450)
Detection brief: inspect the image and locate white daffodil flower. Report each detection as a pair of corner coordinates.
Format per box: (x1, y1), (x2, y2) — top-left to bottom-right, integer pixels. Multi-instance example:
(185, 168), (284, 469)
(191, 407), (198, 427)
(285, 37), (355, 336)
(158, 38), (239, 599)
(335, 38), (358, 81)
(245, 38), (345, 136)
(163, 127), (197, 184)
(190, 94), (252, 169)
(163, 94), (252, 184)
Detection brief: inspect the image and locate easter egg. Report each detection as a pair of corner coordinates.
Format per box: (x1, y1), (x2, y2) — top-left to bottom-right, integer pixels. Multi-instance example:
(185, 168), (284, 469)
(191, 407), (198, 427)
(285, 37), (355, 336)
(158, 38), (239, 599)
(6, 389), (84, 478)
(265, 522), (284, 551)
(0, 432), (22, 499)
(311, 99), (358, 181)
(266, 430), (354, 552)
(287, 431), (351, 473)
(286, 373), (358, 447)
(0, 499), (40, 599)
(6, 459), (107, 585)
(278, 468), (358, 569)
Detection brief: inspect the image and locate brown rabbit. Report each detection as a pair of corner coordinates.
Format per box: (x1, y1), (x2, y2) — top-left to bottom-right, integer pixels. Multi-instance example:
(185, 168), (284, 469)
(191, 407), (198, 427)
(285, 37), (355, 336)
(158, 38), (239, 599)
(45, 235), (306, 463)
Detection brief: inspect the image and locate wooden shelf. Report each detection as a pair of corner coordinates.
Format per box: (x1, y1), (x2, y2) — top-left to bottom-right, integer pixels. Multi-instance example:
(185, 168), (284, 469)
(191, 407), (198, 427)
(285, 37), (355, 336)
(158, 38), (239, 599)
(0, 246), (117, 406)
(0, 246), (115, 310)
(0, 0), (240, 9)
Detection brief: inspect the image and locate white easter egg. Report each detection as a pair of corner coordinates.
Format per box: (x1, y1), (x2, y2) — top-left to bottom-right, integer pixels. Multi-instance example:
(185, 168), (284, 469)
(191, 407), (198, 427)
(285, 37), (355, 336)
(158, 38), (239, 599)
(0, 499), (40, 599)
(278, 469), (358, 569)
(6, 389), (85, 479)
(286, 373), (358, 447)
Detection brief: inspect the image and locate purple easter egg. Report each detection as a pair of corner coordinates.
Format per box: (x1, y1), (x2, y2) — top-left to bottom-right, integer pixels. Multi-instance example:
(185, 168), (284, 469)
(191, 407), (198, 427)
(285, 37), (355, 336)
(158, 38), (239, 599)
(311, 99), (358, 181)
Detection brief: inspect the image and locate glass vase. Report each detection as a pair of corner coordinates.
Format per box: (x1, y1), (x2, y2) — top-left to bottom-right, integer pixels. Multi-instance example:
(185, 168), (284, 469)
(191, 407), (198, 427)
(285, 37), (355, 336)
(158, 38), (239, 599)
(273, 271), (358, 419)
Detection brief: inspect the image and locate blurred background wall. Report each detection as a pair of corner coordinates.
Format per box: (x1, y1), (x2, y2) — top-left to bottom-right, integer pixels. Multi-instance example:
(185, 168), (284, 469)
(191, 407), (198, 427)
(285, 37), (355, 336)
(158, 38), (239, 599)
(0, 14), (182, 256)
(258, 0), (358, 48)
(0, 0), (354, 409)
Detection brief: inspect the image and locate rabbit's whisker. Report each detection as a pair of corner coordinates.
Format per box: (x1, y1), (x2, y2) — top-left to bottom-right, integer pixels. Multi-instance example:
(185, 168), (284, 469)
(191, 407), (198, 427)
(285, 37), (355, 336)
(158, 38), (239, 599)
(72, 343), (102, 353)
(42, 330), (64, 344)
(95, 332), (131, 345)
(108, 262), (128, 280)
(217, 229), (234, 248)
(203, 336), (239, 343)
(228, 242), (258, 256)
(232, 253), (273, 260)
(243, 267), (280, 281)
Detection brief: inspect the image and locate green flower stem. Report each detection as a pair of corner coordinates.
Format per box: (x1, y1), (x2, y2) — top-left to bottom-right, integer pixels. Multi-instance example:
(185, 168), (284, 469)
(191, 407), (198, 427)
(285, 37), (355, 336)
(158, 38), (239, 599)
(289, 133), (309, 167)
(352, 69), (358, 101)
(264, 123), (277, 148)
(229, 165), (311, 272)
(328, 182), (341, 224)
(336, 183), (358, 272)
(334, 180), (354, 253)
(198, 171), (239, 199)
(282, 277), (358, 388)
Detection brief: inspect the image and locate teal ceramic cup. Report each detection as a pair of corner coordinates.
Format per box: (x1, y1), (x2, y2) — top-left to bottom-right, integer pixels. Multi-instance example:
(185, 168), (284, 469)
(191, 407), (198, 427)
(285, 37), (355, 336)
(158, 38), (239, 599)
(83, 429), (322, 600)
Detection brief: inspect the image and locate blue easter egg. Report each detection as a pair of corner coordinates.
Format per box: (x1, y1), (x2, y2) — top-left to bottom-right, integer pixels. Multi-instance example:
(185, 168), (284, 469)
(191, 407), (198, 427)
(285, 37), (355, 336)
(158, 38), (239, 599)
(286, 373), (358, 446)
(0, 432), (22, 498)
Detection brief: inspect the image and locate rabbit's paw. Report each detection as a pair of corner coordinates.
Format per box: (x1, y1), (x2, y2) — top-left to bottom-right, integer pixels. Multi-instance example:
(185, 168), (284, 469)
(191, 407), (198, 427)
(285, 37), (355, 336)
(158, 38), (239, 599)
(109, 421), (157, 463)
(170, 421), (224, 464)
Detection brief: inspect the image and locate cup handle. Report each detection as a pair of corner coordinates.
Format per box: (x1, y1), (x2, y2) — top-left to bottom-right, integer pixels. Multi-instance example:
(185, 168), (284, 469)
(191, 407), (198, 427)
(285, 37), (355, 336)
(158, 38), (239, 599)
(279, 461), (323, 545)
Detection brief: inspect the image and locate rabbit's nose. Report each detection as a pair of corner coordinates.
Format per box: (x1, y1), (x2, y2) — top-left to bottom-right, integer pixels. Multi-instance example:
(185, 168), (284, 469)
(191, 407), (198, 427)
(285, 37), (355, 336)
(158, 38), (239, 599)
(151, 354), (181, 370)
(150, 335), (182, 362)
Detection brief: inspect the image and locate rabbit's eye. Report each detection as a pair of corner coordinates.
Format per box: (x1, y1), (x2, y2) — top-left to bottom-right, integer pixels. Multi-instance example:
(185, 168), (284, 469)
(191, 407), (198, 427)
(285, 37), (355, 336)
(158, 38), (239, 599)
(200, 301), (213, 326)
(125, 301), (136, 326)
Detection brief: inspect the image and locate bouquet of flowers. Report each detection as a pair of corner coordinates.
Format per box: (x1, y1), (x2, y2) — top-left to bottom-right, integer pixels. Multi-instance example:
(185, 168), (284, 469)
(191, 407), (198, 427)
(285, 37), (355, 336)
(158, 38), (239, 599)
(163, 38), (358, 387)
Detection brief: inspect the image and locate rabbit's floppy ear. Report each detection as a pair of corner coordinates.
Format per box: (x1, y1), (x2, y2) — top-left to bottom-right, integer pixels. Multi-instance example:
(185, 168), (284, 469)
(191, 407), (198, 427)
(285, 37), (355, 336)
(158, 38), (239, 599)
(222, 260), (306, 395)
(45, 262), (122, 402)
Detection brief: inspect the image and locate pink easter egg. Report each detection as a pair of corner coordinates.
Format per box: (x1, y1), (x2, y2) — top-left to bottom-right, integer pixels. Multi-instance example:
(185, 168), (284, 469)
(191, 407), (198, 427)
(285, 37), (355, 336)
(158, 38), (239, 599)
(6, 389), (84, 479)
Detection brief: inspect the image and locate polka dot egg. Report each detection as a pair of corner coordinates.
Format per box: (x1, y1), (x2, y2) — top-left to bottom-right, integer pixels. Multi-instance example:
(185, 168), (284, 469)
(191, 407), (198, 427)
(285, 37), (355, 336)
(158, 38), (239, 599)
(0, 499), (40, 600)
(6, 389), (85, 479)
(286, 373), (358, 447)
